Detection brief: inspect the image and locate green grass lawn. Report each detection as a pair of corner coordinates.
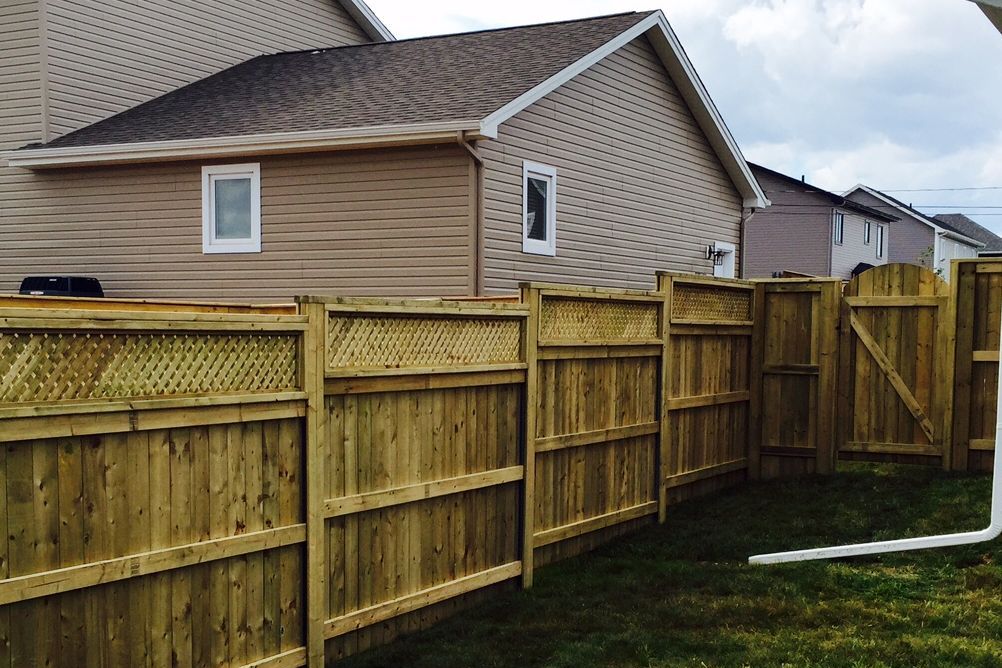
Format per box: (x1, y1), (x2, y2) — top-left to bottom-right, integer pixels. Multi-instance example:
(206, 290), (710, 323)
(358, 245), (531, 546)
(338, 464), (1002, 667)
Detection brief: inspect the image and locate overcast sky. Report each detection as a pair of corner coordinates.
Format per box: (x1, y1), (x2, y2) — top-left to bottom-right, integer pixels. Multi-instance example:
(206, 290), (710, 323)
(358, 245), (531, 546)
(367, 0), (1002, 232)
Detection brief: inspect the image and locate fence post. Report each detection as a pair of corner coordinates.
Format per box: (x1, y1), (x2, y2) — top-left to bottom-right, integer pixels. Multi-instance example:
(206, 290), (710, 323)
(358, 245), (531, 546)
(300, 298), (328, 666)
(657, 273), (672, 522)
(815, 281), (841, 474)
(519, 284), (539, 588)
(747, 282), (765, 480)
(951, 260), (976, 472)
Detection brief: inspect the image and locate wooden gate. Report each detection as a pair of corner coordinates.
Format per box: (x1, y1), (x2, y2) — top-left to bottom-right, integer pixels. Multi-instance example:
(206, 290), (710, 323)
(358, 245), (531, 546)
(837, 264), (954, 467)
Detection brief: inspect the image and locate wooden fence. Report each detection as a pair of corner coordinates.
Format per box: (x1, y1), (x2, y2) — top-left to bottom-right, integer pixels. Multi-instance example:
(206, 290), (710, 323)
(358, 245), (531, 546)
(660, 274), (756, 500)
(0, 305), (309, 668)
(837, 264), (953, 467)
(3, 261), (1001, 666)
(751, 279), (840, 478)
(953, 259), (1002, 472)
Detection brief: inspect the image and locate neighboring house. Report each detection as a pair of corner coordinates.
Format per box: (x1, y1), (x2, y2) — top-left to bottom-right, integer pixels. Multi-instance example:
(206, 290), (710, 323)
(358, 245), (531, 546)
(844, 186), (983, 278)
(933, 214), (1002, 257)
(743, 164), (895, 279)
(0, 6), (766, 300)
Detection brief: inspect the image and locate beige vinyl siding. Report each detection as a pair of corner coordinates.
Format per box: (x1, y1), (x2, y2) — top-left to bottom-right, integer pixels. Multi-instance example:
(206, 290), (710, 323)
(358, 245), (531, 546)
(479, 35), (743, 293)
(0, 145), (475, 300)
(829, 211), (888, 279)
(0, 1), (42, 151)
(0, 1), (44, 301)
(43, 0), (371, 139)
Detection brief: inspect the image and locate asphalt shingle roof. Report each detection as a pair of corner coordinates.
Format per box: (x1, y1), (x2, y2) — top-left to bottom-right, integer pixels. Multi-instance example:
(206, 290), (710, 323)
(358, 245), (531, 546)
(934, 213), (1002, 252)
(31, 12), (653, 150)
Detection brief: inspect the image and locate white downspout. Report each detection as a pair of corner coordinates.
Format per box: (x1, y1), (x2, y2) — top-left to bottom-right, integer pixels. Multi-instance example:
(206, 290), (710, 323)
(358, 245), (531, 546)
(749, 314), (1002, 565)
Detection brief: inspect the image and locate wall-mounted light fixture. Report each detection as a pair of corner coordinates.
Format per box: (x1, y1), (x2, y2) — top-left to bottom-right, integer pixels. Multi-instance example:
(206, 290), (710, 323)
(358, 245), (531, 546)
(706, 244), (727, 266)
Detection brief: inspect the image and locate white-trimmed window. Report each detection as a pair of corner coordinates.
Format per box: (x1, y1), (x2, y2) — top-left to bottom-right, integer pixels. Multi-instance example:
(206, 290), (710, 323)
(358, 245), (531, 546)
(202, 163), (261, 254)
(522, 161), (557, 256)
(832, 211), (844, 245)
(863, 220), (871, 245)
(876, 224), (885, 259)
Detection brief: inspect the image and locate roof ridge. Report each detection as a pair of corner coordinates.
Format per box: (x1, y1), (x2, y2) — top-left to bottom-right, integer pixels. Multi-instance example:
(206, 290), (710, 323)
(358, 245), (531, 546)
(267, 10), (653, 57)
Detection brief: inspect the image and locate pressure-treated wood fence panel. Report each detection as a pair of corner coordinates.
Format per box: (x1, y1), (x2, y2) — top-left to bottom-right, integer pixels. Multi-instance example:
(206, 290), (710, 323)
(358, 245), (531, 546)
(752, 280), (840, 479)
(0, 271), (858, 667)
(837, 264), (952, 468)
(523, 285), (661, 570)
(953, 259), (1002, 472)
(659, 274), (754, 502)
(309, 298), (527, 660)
(0, 308), (310, 668)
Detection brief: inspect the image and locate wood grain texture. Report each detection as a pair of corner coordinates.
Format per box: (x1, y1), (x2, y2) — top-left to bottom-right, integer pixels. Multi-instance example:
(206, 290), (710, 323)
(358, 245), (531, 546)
(755, 279), (841, 479)
(838, 264), (951, 467)
(952, 259), (1002, 472)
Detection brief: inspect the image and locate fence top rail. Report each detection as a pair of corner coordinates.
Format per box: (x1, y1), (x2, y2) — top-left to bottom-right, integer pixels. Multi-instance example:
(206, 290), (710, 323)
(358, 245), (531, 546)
(749, 277), (845, 284)
(658, 271), (756, 290)
(0, 293), (296, 314)
(300, 295), (529, 314)
(0, 307), (308, 330)
(520, 281), (663, 300)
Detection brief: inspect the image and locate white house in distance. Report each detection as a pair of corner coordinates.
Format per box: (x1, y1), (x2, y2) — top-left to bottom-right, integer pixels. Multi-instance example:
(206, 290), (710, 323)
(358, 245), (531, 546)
(844, 185), (983, 279)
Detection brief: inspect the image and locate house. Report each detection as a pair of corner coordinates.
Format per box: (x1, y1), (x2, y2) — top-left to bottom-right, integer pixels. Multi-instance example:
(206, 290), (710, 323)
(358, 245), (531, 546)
(933, 214), (1002, 257)
(0, 4), (767, 301)
(742, 164), (896, 279)
(844, 186), (983, 278)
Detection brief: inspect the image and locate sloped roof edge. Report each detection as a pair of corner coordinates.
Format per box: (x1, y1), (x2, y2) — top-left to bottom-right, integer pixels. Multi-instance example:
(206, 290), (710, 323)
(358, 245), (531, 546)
(845, 184), (984, 247)
(750, 163), (896, 222)
(480, 11), (768, 208)
(341, 0), (395, 41)
(5, 8), (767, 209)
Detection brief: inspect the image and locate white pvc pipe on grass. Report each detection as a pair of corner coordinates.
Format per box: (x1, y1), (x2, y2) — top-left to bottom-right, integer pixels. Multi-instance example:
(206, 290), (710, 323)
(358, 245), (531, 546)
(748, 315), (1002, 565)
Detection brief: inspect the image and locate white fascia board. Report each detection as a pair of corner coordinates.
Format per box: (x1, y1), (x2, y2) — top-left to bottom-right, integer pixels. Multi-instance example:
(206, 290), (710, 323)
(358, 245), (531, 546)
(937, 228), (986, 248)
(478, 10), (769, 209)
(340, 0), (395, 41)
(4, 121), (482, 169)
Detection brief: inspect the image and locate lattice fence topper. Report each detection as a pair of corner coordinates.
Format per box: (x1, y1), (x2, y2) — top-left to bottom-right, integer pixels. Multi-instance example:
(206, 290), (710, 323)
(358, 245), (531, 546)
(539, 297), (660, 342)
(327, 314), (522, 369)
(0, 331), (299, 404)
(672, 283), (752, 322)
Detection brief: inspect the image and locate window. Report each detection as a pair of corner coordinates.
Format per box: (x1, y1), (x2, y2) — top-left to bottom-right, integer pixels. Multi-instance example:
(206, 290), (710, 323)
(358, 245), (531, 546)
(522, 161), (557, 256)
(863, 220), (871, 245)
(832, 211), (844, 245)
(875, 224), (885, 259)
(202, 163), (261, 254)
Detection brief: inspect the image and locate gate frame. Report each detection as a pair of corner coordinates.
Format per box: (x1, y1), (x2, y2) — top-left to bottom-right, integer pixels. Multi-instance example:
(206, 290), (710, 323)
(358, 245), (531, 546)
(835, 264), (954, 470)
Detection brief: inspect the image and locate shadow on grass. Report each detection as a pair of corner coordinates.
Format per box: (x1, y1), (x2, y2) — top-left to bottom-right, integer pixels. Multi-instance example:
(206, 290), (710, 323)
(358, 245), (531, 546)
(339, 464), (1002, 668)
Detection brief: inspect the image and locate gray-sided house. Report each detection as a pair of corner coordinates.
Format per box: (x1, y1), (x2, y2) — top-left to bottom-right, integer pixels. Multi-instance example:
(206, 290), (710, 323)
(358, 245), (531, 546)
(844, 186), (983, 279)
(743, 164), (895, 279)
(0, 3), (767, 300)
(933, 213), (1002, 257)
